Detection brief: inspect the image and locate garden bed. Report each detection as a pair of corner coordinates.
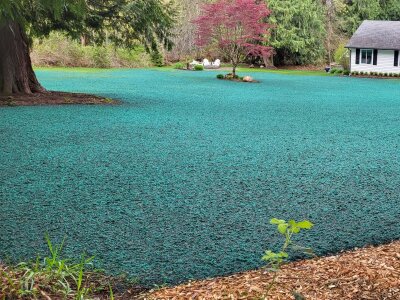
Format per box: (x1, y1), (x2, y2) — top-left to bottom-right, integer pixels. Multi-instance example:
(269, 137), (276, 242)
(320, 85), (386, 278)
(147, 241), (400, 300)
(216, 73), (259, 82)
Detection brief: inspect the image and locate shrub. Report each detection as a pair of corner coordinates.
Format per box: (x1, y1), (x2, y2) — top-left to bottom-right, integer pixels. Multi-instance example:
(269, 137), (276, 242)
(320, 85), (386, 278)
(31, 33), (152, 68)
(216, 74), (224, 79)
(114, 47), (152, 68)
(194, 64), (204, 71)
(384, 73), (388, 77)
(150, 51), (164, 67)
(330, 68), (337, 74)
(174, 62), (185, 69)
(395, 73), (400, 77)
(389, 73), (394, 77)
(92, 46), (110, 68)
(334, 44), (350, 71)
(336, 69), (343, 74)
(343, 70), (350, 76)
(352, 71), (359, 76)
(225, 73), (240, 79)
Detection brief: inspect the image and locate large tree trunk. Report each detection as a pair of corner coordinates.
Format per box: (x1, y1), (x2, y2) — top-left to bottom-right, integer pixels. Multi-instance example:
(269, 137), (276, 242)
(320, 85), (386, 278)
(0, 21), (45, 96)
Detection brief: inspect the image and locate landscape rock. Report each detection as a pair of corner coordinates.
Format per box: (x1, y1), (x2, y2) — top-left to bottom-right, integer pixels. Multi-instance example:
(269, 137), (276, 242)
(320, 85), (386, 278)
(242, 76), (253, 82)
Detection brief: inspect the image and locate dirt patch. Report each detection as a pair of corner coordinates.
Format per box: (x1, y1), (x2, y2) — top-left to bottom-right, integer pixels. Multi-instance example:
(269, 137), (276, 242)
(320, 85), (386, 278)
(218, 78), (260, 83)
(146, 241), (400, 300)
(0, 91), (119, 107)
(276, 65), (325, 71)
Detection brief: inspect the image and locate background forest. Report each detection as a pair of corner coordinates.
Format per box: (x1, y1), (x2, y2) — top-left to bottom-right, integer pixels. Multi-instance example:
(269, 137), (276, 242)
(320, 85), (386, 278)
(32, 0), (400, 68)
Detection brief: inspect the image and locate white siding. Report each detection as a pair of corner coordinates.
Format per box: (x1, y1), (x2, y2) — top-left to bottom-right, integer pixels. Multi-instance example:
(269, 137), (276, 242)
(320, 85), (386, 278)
(349, 48), (400, 74)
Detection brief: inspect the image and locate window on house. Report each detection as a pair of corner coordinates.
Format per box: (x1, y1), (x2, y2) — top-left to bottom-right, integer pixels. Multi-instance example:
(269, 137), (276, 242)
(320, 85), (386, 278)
(361, 49), (373, 64)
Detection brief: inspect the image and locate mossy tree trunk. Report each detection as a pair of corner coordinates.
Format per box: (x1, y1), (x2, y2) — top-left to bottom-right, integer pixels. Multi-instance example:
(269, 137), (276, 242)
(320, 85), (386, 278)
(0, 21), (45, 96)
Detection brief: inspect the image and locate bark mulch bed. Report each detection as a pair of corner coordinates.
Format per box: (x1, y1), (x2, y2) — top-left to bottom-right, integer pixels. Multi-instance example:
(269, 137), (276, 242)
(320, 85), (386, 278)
(0, 91), (119, 106)
(145, 241), (400, 300)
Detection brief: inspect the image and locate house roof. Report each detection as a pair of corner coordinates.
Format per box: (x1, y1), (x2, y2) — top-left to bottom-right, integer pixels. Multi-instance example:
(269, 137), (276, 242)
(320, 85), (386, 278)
(346, 20), (400, 50)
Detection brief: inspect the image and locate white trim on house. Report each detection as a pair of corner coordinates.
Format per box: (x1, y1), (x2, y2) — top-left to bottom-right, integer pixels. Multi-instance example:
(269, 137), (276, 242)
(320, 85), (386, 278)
(349, 48), (400, 74)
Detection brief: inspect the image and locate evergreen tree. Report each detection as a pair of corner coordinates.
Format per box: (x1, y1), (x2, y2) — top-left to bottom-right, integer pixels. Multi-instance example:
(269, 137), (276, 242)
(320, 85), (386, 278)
(341, 0), (382, 34)
(267, 0), (326, 65)
(379, 0), (400, 20)
(0, 0), (175, 95)
(323, 0), (347, 64)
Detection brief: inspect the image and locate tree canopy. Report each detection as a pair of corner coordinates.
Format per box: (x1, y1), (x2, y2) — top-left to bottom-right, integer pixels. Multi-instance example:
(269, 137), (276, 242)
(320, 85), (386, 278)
(0, 0), (175, 95)
(195, 0), (272, 75)
(0, 0), (175, 51)
(341, 0), (382, 34)
(267, 0), (327, 66)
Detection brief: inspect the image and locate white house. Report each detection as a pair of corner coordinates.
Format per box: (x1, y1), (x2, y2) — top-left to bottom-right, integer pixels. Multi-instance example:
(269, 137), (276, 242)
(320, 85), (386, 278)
(346, 20), (400, 74)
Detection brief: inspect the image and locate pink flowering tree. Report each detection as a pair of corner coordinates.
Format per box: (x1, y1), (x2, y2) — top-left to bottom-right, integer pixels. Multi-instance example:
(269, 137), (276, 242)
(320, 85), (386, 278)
(194, 0), (273, 77)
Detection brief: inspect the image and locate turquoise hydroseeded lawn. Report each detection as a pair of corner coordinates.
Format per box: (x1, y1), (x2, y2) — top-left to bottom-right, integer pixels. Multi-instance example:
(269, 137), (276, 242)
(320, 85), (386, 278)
(1, 68), (399, 286)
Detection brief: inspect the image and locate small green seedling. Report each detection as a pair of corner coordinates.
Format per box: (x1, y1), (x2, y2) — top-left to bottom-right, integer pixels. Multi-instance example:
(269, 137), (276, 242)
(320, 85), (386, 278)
(262, 218), (314, 298)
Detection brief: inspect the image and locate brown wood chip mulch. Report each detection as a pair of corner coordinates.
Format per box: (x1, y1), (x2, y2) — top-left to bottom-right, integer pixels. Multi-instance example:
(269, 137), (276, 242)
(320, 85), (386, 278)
(0, 91), (119, 106)
(145, 241), (400, 300)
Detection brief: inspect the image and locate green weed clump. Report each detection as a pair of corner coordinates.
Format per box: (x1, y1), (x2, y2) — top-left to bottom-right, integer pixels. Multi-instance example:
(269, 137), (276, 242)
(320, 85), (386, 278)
(0, 235), (136, 300)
